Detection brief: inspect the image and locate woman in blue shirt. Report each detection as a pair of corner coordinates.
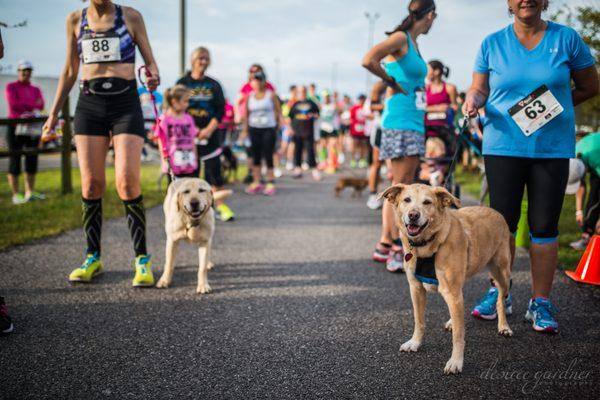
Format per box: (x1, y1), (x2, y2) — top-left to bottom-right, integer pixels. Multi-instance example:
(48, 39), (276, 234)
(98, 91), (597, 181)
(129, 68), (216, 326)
(464, 0), (598, 333)
(362, 0), (436, 273)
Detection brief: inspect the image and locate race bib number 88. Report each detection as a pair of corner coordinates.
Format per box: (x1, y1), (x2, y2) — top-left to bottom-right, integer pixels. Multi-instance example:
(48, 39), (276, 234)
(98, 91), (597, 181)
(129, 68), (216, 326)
(508, 85), (563, 136)
(81, 33), (121, 64)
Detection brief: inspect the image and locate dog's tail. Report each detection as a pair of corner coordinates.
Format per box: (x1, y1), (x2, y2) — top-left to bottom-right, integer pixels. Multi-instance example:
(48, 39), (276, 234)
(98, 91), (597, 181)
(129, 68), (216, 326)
(213, 189), (233, 202)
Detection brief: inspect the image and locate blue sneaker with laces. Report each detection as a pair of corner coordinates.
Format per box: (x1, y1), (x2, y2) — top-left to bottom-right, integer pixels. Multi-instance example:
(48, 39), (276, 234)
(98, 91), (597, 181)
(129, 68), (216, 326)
(471, 287), (513, 320)
(525, 297), (558, 333)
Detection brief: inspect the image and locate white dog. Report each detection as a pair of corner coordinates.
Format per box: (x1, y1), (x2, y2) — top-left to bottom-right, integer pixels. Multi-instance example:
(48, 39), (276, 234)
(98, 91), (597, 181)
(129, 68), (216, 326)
(156, 178), (230, 294)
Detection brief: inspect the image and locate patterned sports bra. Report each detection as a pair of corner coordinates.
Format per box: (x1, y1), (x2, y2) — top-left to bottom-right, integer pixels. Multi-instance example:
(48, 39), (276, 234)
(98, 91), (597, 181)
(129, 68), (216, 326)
(77, 4), (135, 64)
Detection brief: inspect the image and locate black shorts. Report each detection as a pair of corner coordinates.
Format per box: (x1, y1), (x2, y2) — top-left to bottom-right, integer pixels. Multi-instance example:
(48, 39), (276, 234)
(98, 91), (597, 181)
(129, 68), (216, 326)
(320, 129), (338, 139)
(484, 155), (569, 244)
(7, 126), (40, 175)
(74, 78), (145, 137)
(196, 144), (224, 187)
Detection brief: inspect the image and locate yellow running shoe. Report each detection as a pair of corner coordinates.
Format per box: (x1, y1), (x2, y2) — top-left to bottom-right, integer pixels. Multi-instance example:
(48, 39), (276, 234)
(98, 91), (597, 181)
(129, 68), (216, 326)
(69, 253), (103, 283)
(217, 203), (235, 222)
(132, 255), (154, 287)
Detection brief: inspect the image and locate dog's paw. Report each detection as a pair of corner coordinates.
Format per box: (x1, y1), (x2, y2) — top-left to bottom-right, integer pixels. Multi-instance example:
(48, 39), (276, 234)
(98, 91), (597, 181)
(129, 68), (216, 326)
(207, 262), (215, 270)
(444, 319), (452, 332)
(444, 358), (464, 374)
(399, 339), (421, 353)
(156, 277), (171, 288)
(196, 283), (212, 294)
(498, 326), (513, 337)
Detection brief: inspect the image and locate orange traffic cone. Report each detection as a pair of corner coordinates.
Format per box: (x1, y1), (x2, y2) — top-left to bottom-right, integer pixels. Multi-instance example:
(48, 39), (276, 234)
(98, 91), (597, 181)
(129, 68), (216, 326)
(565, 235), (600, 286)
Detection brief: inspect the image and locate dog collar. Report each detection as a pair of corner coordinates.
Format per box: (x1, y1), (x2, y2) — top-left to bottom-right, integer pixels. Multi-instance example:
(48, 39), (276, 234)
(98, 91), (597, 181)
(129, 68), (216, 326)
(408, 233), (436, 249)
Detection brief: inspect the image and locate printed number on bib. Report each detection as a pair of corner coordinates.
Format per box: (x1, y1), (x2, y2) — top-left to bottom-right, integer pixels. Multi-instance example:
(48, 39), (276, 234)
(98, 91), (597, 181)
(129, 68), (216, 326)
(81, 33), (121, 64)
(508, 85), (563, 136)
(427, 112), (447, 121)
(173, 150), (196, 168)
(415, 88), (426, 111)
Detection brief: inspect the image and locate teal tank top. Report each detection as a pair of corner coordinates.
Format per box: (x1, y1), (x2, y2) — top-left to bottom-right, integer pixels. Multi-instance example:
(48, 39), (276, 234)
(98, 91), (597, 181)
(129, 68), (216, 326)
(381, 33), (428, 133)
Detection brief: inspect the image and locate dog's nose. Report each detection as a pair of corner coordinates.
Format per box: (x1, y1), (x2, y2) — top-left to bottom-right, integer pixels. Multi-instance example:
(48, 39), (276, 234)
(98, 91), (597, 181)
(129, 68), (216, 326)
(408, 210), (420, 222)
(189, 199), (200, 211)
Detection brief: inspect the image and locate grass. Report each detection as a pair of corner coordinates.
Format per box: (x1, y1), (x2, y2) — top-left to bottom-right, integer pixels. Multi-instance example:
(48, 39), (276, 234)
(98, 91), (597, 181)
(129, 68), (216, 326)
(455, 166), (584, 270)
(0, 163), (165, 250)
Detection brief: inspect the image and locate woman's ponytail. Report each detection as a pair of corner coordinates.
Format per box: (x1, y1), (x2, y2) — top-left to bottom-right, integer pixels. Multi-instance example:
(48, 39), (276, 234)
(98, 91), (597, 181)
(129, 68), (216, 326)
(386, 0), (436, 36)
(386, 13), (415, 35)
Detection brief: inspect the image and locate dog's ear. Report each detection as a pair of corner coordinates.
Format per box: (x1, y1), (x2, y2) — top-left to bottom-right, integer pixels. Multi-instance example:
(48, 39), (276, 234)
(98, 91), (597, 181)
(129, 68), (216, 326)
(379, 184), (406, 206)
(434, 187), (461, 209)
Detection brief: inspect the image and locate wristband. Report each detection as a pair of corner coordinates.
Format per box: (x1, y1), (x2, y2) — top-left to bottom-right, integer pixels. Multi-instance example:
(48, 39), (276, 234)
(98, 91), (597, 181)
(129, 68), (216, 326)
(576, 210), (583, 216)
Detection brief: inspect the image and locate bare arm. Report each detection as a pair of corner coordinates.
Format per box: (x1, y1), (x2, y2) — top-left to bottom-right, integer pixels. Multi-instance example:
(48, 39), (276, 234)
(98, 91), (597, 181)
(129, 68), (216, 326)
(575, 180), (586, 226)
(272, 92), (283, 129)
(43, 12), (80, 133)
(361, 32), (408, 95)
(126, 7), (159, 91)
(572, 66), (599, 107)
(447, 83), (459, 111)
(463, 72), (490, 118)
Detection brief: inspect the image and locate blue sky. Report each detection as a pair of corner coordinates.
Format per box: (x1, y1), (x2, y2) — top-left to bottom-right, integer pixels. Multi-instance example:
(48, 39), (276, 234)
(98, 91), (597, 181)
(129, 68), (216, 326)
(0, 0), (595, 99)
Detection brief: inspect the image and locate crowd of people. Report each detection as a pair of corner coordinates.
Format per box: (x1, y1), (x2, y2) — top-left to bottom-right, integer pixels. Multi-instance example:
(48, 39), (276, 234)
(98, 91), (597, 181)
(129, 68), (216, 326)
(1, 0), (599, 339)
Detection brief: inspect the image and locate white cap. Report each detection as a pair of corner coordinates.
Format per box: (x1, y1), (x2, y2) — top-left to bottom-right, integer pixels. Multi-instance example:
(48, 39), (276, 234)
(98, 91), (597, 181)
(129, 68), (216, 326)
(566, 158), (586, 195)
(17, 60), (33, 70)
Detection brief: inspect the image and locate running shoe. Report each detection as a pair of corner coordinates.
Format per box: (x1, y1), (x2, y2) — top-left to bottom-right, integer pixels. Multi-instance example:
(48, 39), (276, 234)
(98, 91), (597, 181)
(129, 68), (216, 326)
(245, 183), (264, 195)
(525, 297), (559, 333)
(263, 183), (276, 196)
(350, 159), (358, 169)
(132, 255), (154, 287)
(366, 194), (383, 210)
(0, 297), (14, 334)
(358, 159), (368, 169)
(12, 193), (27, 205)
(285, 161), (294, 171)
(69, 253), (104, 283)
(217, 203), (235, 221)
(302, 162), (309, 171)
(312, 170), (322, 181)
(471, 287), (513, 320)
(372, 242), (391, 263)
(26, 191), (46, 201)
(274, 168), (283, 178)
(570, 235), (590, 250)
(292, 170), (303, 179)
(386, 249), (405, 273)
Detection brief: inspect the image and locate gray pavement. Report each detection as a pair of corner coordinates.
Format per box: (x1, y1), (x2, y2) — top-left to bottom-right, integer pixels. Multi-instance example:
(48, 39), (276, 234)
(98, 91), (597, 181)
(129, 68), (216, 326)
(1, 172), (599, 399)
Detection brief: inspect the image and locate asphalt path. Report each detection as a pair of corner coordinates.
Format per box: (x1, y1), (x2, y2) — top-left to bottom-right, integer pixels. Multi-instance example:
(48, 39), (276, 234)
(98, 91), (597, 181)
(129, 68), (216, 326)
(1, 172), (599, 399)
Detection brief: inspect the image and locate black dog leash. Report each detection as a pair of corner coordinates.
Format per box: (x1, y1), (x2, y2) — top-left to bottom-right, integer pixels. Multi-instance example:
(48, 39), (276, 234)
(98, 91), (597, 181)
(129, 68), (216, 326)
(442, 116), (471, 188)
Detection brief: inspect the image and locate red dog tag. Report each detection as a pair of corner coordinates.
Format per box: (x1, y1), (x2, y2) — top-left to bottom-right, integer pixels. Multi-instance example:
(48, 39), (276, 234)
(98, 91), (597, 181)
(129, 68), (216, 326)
(405, 253), (413, 262)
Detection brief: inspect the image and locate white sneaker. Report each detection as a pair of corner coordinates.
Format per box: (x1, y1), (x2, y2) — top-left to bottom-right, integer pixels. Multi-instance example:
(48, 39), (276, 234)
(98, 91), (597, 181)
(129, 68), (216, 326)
(12, 194), (27, 205)
(302, 162), (309, 171)
(312, 170), (322, 181)
(386, 250), (404, 273)
(274, 168), (283, 178)
(366, 194), (383, 210)
(285, 161), (294, 171)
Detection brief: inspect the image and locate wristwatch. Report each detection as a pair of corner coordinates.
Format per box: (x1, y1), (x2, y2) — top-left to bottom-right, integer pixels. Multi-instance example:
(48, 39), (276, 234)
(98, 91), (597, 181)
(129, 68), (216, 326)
(385, 76), (396, 87)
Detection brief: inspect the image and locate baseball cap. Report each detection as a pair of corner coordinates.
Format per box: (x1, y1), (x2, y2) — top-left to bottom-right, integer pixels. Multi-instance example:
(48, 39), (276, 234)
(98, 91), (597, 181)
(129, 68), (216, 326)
(566, 158), (586, 195)
(17, 60), (33, 70)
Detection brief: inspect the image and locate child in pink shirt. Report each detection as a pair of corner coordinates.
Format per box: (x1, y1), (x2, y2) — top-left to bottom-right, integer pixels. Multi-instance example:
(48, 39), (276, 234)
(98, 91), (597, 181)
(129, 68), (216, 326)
(154, 85), (199, 179)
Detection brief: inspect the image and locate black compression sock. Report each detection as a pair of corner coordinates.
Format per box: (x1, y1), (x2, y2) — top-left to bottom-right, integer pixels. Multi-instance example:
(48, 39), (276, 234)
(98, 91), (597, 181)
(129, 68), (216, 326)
(123, 195), (147, 256)
(82, 197), (102, 256)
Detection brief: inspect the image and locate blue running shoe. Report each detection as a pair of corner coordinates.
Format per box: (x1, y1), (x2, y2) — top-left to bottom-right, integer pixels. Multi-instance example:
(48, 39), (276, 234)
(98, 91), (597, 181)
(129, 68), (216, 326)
(471, 287), (513, 320)
(525, 297), (558, 333)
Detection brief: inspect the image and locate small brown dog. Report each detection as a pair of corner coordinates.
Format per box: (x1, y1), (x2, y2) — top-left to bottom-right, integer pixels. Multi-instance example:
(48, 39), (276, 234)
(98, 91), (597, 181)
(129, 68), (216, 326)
(334, 177), (368, 197)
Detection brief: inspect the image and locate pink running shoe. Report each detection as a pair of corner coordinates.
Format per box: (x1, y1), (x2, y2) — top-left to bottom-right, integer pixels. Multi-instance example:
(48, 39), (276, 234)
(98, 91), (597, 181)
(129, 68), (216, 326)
(245, 183), (264, 195)
(263, 183), (276, 196)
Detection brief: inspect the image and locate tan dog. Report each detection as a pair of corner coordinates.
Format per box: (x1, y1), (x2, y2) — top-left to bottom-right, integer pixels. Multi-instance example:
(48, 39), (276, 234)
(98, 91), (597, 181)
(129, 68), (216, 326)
(156, 178), (231, 294)
(381, 183), (512, 374)
(334, 177), (369, 197)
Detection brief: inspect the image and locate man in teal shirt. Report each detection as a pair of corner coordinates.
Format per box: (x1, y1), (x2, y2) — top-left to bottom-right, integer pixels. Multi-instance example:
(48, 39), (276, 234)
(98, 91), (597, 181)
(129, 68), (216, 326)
(571, 132), (600, 250)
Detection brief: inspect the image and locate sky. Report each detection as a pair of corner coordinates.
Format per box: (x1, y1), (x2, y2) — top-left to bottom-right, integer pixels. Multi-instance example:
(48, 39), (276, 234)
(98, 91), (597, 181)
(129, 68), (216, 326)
(0, 0), (596, 100)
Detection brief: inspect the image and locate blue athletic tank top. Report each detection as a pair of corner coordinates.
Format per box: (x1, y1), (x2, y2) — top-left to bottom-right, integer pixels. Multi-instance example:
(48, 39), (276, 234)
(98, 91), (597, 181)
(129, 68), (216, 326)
(381, 32), (427, 133)
(77, 4), (135, 64)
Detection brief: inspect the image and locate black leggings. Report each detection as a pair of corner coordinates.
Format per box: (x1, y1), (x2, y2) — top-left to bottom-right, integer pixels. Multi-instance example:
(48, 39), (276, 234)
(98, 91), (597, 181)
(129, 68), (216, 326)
(484, 155), (569, 244)
(249, 127), (277, 169)
(583, 171), (600, 235)
(7, 126), (40, 176)
(293, 135), (317, 168)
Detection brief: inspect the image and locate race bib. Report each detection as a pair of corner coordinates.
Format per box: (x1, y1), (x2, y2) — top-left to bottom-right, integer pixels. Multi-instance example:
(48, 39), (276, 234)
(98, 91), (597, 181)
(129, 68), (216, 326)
(355, 124), (364, 132)
(415, 88), (426, 111)
(321, 121), (334, 133)
(173, 150), (196, 168)
(428, 112), (447, 121)
(508, 85), (563, 136)
(81, 32), (121, 64)
(250, 114), (269, 127)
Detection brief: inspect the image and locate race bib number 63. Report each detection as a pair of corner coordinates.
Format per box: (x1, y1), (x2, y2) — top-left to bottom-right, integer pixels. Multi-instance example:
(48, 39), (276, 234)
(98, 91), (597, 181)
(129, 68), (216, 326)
(508, 85), (564, 136)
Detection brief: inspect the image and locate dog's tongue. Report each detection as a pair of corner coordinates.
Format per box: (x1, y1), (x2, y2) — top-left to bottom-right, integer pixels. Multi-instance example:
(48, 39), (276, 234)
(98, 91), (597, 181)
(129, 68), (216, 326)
(407, 224), (421, 235)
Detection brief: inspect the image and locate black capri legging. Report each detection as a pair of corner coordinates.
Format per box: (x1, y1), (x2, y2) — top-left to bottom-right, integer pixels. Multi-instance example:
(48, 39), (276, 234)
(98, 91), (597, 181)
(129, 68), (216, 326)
(7, 126), (40, 176)
(484, 155), (569, 244)
(249, 127), (277, 169)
